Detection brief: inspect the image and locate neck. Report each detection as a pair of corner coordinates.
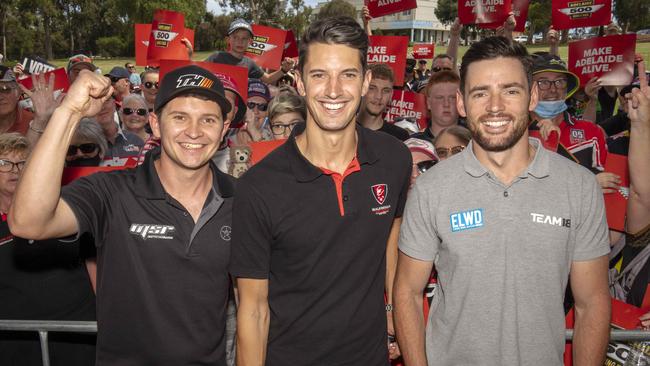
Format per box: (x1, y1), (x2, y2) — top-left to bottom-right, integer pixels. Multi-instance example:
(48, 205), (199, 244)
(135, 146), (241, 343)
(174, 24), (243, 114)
(358, 108), (384, 130)
(0, 191), (12, 214)
(229, 50), (244, 59)
(428, 121), (447, 137)
(295, 120), (358, 175)
(531, 111), (563, 126)
(473, 134), (535, 186)
(145, 95), (155, 106)
(0, 109), (17, 133)
(101, 122), (118, 144)
(154, 157), (213, 208)
(132, 128), (148, 141)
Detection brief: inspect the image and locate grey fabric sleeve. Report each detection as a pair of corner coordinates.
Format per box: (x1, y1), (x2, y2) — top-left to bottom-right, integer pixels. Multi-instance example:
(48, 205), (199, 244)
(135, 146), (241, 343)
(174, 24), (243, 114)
(398, 179), (440, 261)
(573, 172), (611, 261)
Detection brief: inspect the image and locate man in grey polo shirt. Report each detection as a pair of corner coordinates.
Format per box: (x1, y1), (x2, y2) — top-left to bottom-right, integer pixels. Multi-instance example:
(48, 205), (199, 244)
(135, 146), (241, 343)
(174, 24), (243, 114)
(394, 37), (611, 366)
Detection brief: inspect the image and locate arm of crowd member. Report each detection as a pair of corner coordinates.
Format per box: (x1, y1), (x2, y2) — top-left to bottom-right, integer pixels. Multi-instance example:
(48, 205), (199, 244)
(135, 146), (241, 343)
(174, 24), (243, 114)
(19, 72), (64, 146)
(181, 37), (194, 59)
(261, 58), (296, 85)
(626, 62), (650, 234)
(496, 12), (516, 41)
(535, 118), (561, 141)
(362, 6), (373, 36)
(9, 70), (113, 240)
(394, 252), (433, 366)
(570, 256), (611, 366)
(236, 278), (270, 366)
(446, 18), (462, 72)
(581, 77), (601, 123)
(385, 217), (401, 360)
(547, 26), (560, 57)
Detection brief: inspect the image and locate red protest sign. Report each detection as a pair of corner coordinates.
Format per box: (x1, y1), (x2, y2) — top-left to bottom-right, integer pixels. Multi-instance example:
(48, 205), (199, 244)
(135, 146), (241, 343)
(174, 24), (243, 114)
(366, 0), (417, 18)
(184, 28), (195, 48)
(283, 30), (299, 59)
(135, 24), (151, 66)
(603, 153), (629, 232)
(412, 44), (435, 59)
(480, 0), (527, 31)
(569, 34), (636, 87)
(384, 90), (427, 129)
(368, 36), (408, 86)
(458, 0), (512, 25)
(250, 139), (286, 166)
(18, 68), (70, 93)
(159, 60), (249, 102)
(147, 10), (189, 66)
(552, 0), (611, 30)
(245, 25), (287, 71)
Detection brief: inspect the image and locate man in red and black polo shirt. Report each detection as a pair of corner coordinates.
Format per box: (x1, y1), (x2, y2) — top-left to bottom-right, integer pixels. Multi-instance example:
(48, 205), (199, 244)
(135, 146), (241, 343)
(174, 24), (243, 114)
(230, 16), (411, 365)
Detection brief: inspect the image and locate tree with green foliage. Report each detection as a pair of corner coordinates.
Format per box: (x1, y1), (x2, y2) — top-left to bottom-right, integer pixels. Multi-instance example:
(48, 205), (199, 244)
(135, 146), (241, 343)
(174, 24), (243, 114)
(434, 0), (456, 25)
(527, 0), (552, 42)
(316, 0), (357, 21)
(613, 0), (650, 32)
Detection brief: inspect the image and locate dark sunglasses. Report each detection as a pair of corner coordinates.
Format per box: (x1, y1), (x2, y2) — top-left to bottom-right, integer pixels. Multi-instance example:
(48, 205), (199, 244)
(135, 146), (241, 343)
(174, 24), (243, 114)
(416, 160), (437, 174)
(67, 143), (98, 156)
(432, 67), (452, 73)
(247, 101), (268, 111)
(144, 81), (159, 89)
(122, 108), (147, 116)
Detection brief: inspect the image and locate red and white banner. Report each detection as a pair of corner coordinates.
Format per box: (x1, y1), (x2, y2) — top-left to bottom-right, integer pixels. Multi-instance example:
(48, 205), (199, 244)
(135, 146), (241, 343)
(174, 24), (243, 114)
(412, 44), (435, 59)
(137, 23), (194, 67)
(458, 0), (512, 26)
(158, 60), (248, 101)
(367, 35), (408, 86)
(283, 30), (299, 59)
(147, 10), (190, 66)
(244, 25), (287, 71)
(479, 0), (527, 31)
(568, 34), (636, 87)
(18, 68), (70, 93)
(384, 90), (427, 129)
(551, 0), (611, 30)
(20, 57), (56, 75)
(365, 0), (417, 18)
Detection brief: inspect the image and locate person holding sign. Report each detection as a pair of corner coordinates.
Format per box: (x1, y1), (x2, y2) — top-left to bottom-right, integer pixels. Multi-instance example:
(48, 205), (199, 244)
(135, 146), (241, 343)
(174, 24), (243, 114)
(10, 65), (236, 366)
(394, 36), (610, 366)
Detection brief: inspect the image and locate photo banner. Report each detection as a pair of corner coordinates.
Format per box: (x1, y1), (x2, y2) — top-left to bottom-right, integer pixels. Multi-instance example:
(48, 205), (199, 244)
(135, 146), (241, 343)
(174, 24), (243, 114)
(158, 60), (249, 101)
(18, 68), (70, 93)
(458, 0), (512, 26)
(365, 0), (418, 18)
(568, 34), (636, 86)
(245, 25), (287, 71)
(147, 10), (189, 66)
(412, 44), (435, 59)
(367, 35), (408, 86)
(384, 90), (427, 129)
(551, 0), (612, 30)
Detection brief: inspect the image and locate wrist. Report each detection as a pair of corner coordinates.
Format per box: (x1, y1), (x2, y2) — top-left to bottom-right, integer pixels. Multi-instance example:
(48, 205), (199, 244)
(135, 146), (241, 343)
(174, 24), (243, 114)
(385, 303), (393, 312)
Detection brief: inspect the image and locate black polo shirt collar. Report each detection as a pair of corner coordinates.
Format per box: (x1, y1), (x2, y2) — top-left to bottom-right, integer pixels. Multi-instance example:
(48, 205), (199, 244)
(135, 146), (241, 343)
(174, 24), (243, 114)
(134, 147), (234, 199)
(287, 122), (380, 183)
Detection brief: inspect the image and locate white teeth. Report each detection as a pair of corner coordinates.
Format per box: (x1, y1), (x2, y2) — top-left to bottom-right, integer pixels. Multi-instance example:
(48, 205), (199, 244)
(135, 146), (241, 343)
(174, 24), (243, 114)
(483, 120), (509, 127)
(323, 102), (344, 110)
(181, 143), (202, 149)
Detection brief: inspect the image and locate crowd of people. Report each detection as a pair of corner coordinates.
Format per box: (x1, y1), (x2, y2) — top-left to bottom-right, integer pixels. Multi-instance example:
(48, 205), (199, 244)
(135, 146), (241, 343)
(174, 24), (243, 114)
(0, 11), (648, 366)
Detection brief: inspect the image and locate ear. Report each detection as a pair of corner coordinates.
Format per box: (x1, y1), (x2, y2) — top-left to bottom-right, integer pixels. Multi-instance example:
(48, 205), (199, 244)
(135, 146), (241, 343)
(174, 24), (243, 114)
(220, 116), (232, 142)
(295, 70), (306, 97)
(456, 89), (467, 118)
(528, 81), (539, 112)
(360, 69), (372, 97)
(149, 111), (161, 139)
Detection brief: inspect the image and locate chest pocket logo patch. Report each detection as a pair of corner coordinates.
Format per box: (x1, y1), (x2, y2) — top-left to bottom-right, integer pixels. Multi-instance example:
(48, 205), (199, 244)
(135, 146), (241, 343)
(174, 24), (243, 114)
(450, 209), (484, 232)
(220, 226), (231, 241)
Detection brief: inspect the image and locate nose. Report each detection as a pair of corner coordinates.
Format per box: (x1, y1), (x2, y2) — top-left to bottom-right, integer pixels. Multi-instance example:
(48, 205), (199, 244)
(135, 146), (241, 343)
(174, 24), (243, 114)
(325, 75), (343, 99)
(185, 120), (203, 139)
(487, 92), (504, 113)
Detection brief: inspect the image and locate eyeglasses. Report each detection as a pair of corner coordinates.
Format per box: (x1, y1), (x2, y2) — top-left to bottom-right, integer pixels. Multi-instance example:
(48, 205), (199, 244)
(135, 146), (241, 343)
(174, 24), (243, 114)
(122, 108), (147, 116)
(432, 67), (452, 73)
(435, 145), (465, 158)
(0, 159), (26, 173)
(67, 143), (98, 156)
(144, 81), (159, 89)
(536, 79), (568, 90)
(247, 101), (268, 111)
(0, 84), (17, 94)
(416, 160), (437, 174)
(271, 121), (303, 135)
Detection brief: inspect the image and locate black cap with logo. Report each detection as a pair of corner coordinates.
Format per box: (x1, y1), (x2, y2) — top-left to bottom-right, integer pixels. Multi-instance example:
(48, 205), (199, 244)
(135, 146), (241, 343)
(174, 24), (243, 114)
(155, 65), (232, 118)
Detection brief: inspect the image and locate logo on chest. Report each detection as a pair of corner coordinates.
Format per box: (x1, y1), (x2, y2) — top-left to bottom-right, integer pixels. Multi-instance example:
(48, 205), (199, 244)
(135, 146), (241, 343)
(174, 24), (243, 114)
(530, 213), (571, 228)
(450, 209), (484, 232)
(570, 128), (585, 144)
(220, 225), (231, 241)
(370, 184), (391, 216)
(130, 224), (176, 240)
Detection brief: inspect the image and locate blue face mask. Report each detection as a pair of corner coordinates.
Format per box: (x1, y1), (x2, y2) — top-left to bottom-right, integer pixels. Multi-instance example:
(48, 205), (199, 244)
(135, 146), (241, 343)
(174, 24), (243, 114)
(534, 100), (567, 119)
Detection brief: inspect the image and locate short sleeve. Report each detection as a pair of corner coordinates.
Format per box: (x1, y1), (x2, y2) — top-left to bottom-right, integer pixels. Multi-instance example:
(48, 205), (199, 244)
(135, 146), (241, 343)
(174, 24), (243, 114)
(394, 148), (412, 218)
(61, 173), (109, 246)
(229, 178), (273, 279)
(573, 172), (610, 261)
(398, 180), (440, 261)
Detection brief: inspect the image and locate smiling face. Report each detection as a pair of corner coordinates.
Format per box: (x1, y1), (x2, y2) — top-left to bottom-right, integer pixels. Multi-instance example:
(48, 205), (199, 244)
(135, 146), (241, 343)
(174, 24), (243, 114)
(362, 76), (393, 117)
(457, 57), (538, 153)
(229, 29), (252, 56)
(120, 98), (148, 133)
(296, 43), (371, 132)
(533, 71), (568, 102)
(271, 111), (304, 140)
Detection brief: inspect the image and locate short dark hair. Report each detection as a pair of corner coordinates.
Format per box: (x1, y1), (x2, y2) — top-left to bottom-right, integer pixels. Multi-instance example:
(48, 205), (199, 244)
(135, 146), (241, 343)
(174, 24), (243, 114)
(368, 63), (394, 83)
(459, 36), (532, 94)
(298, 16), (368, 75)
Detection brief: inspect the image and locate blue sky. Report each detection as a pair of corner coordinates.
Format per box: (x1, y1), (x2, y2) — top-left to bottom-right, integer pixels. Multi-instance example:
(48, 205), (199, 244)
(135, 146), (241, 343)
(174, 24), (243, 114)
(207, 0), (322, 14)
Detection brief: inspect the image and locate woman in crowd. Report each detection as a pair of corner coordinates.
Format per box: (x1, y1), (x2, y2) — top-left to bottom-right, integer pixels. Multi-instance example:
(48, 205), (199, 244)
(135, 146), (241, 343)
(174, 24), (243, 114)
(267, 92), (306, 140)
(404, 138), (437, 190)
(119, 94), (150, 142)
(140, 69), (159, 113)
(66, 118), (109, 167)
(433, 125), (471, 161)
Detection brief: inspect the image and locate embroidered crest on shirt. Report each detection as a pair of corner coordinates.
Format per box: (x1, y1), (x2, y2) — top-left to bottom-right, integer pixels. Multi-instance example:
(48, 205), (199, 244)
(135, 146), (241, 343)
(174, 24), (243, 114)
(570, 128), (586, 144)
(371, 184), (388, 205)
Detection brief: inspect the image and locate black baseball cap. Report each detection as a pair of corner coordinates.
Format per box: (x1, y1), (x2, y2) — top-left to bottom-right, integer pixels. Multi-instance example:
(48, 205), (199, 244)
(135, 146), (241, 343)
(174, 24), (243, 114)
(531, 52), (580, 99)
(154, 65), (232, 118)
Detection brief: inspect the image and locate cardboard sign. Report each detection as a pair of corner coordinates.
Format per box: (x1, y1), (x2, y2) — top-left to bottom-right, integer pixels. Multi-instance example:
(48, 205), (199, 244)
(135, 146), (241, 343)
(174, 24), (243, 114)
(568, 34), (636, 87)
(147, 10), (189, 66)
(249, 139), (286, 165)
(158, 59), (248, 101)
(480, 0), (528, 31)
(368, 36), (408, 86)
(412, 44), (435, 59)
(62, 165), (134, 186)
(384, 90), (427, 129)
(365, 0), (418, 18)
(21, 56), (56, 75)
(283, 30), (299, 59)
(552, 0), (611, 30)
(135, 24), (151, 66)
(458, 0), (512, 25)
(603, 153), (629, 232)
(244, 25), (287, 71)
(18, 68), (70, 93)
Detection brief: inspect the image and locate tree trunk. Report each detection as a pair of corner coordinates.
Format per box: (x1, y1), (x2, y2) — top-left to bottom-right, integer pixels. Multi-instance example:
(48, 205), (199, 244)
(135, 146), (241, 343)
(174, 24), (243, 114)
(44, 14), (52, 59)
(1, 10), (6, 60)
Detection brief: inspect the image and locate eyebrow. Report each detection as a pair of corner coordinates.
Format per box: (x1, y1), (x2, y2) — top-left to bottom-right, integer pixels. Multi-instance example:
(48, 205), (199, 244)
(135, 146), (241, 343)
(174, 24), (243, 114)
(308, 68), (361, 75)
(468, 82), (526, 94)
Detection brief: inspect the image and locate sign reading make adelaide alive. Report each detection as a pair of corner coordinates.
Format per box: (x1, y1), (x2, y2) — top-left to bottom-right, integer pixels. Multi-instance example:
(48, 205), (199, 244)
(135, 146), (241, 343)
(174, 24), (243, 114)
(412, 44), (435, 59)
(365, 0), (418, 18)
(458, 0), (512, 25)
(384, 90), (427, 130)
(367, 36), (408, 86)
(552, 0), (612, 30)
(569, 34), (636, 86)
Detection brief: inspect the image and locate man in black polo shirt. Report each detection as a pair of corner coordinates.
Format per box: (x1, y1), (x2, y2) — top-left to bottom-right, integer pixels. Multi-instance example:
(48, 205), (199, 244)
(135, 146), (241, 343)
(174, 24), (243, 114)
(230, 16), (411, 365)
(10, 65), (235, 366)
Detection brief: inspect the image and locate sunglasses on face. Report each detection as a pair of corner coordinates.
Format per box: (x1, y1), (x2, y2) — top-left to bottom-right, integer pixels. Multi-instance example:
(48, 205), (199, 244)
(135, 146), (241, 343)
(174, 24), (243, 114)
(122, 108), (147, 116)
(247, 101), (268, 111)
(435, 145), (465, 158)
(67, 143), (98, 156)
(0, 159), (26, 173)
(416, 160), (437, 174)
(144, 81), (159, 89)
(432, 67), (452, 73)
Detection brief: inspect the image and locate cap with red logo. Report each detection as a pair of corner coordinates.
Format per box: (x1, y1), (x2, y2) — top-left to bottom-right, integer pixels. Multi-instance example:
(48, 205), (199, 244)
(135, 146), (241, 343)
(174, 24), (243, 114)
(67, 54), (97, 73)
(155, 65), (232, 118)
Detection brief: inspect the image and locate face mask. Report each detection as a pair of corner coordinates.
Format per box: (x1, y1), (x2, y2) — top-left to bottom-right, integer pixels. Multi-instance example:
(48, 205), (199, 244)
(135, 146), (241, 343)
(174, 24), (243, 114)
(67, 155), (102, 167)
(534, 100), (567, 119)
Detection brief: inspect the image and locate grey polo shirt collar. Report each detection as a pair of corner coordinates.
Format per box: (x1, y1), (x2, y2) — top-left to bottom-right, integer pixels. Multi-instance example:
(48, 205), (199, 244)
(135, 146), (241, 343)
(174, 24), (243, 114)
(462, 137), (550, 180)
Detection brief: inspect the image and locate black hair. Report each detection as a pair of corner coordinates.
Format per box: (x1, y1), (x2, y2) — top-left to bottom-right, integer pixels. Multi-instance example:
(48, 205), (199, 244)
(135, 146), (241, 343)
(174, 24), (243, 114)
(298, 16), (368, 74)
(459, 36), (533, 94)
